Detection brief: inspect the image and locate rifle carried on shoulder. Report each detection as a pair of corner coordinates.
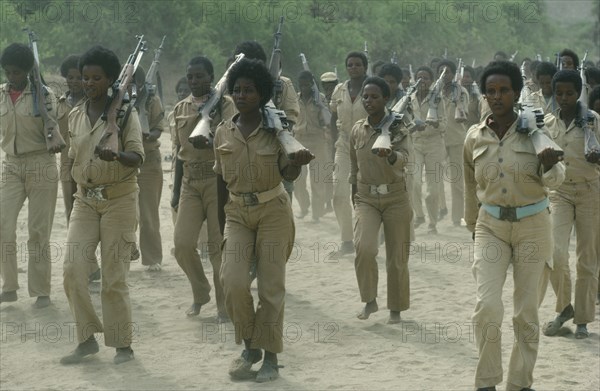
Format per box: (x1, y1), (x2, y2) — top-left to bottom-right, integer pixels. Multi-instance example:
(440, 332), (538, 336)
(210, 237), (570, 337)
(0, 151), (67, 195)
(371, 112), (405, 155)
(188, 53), (245, 149)
(576, 51), (600, 162)
(453, 58), (468, 123)
(425, 67), (447, 125)
(137, 35), (166, 137)
(23, 28), (65, 154)
(266, 17), (312, 160)
(516, 62), (563, 160)
(299, 53), (331, 127)
(95, 35), (146, 156)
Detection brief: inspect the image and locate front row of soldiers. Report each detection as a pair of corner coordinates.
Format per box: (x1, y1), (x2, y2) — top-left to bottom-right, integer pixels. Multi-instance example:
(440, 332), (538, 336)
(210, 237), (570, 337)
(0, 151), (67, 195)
(0, 38), (599, 390)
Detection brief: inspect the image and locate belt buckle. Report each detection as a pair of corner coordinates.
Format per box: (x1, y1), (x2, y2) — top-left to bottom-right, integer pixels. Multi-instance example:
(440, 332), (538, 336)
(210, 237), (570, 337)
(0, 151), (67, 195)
(499, 206), (518, 222)
(85, 186), (106, 201)
(242, 193), (259, 206)
(377, 184), (389, 195)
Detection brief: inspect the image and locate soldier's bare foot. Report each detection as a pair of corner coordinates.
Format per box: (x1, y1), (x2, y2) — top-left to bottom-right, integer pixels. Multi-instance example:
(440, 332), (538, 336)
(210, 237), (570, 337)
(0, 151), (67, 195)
(186, 303), (202, 317)
(33, 296), (51, 309)
(387, 310), (401, 324)
(357, 300), (378, 320)
(0, 291), (17, 303)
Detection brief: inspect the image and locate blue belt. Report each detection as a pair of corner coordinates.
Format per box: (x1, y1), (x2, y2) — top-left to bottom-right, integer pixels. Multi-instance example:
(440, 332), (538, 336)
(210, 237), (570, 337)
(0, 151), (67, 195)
(481, 198), (549, 222)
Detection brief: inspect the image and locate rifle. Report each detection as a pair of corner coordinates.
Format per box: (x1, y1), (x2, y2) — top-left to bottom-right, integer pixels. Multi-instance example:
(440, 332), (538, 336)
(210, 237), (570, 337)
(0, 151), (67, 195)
(391, 51), (398, 65)
(23, 28), (65, 154)
(265, 17), (312, 160)
(576, 51), (600, 162)
(371, 111), (405, 155)
(453, 58), (467, 123)
(509, 50), (519, 62)
(408, 64), (415, 84)
(299, 53), (332, 127)
(425, 67), (447, 125)
(536, 53), (542, 62)
(334, 66), (338, 79)
(364, 41), (372, 77)
(137, 35), (166, 137)
(516, 62), (563, 160)
(95, 35), (146, 156)
(188, 53), (245, 149)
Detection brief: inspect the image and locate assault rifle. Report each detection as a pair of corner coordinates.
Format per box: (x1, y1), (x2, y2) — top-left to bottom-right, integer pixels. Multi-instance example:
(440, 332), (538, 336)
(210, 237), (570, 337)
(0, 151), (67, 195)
(95, 35), (146, 156)
(299, 53), (331, 127)
(576, 51), (600, 162)
(265, 17), (312, 160)
(453, 58), (468, 123)
(137, 35), (166, 137)
(188, 53), (245, 149)
(24, 28), (65, 154)
(391, 78), (422, 133)
(425, 67), (447, 125)
(364, 41), (372, 77)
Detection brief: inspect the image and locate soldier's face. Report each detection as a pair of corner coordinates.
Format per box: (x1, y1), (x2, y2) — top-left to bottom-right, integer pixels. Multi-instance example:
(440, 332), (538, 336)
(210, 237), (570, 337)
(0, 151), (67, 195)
(321, 82), (337, 97)
(592, 99), (600, 114)
(346, 57), (365, 79)
(3, 65), (28, 90)
(554, 81), (578, 112)
(400, 74), (410, 90)
(484, 74), (517, 117)
(560, 56), (575, 70)
(538, 75), (552, 97)
(439, 66), (453, 83)
(176, 83), (191, 101)
(299, 78), (313, 97)
(416, 71), (431, 90)
(382, 75), (399, 95)
(81, 65), (113, 101)
(65, 68), (82, 95)
(186, 64), (212, 98)
(232, 77), (260, 113)
(362, 83), (388, 117)
(461, 72), (473, 86)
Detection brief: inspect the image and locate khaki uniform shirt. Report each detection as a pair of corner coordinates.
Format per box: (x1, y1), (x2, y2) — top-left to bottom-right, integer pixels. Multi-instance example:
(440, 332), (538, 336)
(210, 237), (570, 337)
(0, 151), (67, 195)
(141, 94), (167, 152)
(349, 116), (412, 185)
(441, 84), (470, 146)
(330, 80), (368, 146)
(173, 93), (236, 177)
(275, 76), (299, 125)
(463, 115), (566, 232)
(0, 82), (57, 156)
(213, 115), (301, 194)
(296, 92), (328, 142)
(57, 92), (84, 165)
(545, 109), (600, 184)
(530, 90), (557, 114)
(68, 101), (145, 186)
(410, 90), (447, 142)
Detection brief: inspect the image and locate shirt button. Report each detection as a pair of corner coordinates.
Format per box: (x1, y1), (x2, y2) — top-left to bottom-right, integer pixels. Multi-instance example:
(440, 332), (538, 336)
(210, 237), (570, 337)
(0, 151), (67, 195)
(499, 142), (504, 147)
(87, 178), (92, 183)
(565, 162), (569, 166)
(498, 158), (503, 163)
(502, 188), (507, 193)
(499, 172), (505, 178)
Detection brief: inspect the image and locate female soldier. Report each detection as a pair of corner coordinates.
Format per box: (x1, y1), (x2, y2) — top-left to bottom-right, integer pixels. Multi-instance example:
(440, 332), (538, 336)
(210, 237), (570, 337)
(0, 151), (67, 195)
(350, 76), (412, 324)
(61, 46), (144, 365)
(0, 43), (59, 308)
(329, 51), (369, 255)
(540, 70), (600, 339)
(57, 54), (84, 223)
(214, 58), (312, 382)
(173, 56), (235, 320)
(464, 61), (565, 391)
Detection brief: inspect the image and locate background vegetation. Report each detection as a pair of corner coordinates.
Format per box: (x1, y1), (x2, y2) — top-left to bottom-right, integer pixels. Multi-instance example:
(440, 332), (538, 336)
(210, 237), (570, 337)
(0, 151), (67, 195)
(0, 0), (597, 107)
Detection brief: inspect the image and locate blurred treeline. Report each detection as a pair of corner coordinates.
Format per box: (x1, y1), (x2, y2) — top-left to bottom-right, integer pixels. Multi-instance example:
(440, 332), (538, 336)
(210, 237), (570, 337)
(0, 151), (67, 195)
(1, 0), (597, 106)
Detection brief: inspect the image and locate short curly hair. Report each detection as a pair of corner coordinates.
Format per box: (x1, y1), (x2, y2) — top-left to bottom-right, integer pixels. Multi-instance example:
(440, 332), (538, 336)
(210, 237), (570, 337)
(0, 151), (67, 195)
(535, 62), (557, 80)
(233, 41), (267, 63)
(415, 66), (434, 81)
(0, 43), (34, 71)
(551, 70), (582, 96)
(78, 46), (121, 82)
(378, 63), (403, 83)
(345, 51), (368, 69)
(559, 49), (579, 69)
(363, 76), (391, 99)
(188, 56), (214, 81)
(479, 61), (523, 96)
(227, 58), (274, 107)
(60, 55), (80, 78)
(589, 86), (600, 109)
(437, 59), (457, 75)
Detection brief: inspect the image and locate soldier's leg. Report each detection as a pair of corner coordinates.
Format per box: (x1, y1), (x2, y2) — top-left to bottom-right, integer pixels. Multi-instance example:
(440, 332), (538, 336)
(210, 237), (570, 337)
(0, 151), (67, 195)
(137, 149), (163, 266)
(293, 165), (310, 217)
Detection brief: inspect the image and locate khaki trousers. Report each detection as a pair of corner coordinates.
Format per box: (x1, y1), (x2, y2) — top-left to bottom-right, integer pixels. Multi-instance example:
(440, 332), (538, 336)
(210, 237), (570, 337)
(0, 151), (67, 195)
(60, 156), (77, 223)
(445, 144), (465, 225)
(220, 193), (294, 353)
(294, 139), (329, 219)
(137, 148), (163, 265)
(63, 190), (137, 347)
(411, 136), (446, 228)
(174, 174), (224, 312)
(354, 184), (412, 311)
(333, 138), (353, 242)
(540, 180), (600, 324)
(472, 208), (551, 391)
(0, 153), (58, 296)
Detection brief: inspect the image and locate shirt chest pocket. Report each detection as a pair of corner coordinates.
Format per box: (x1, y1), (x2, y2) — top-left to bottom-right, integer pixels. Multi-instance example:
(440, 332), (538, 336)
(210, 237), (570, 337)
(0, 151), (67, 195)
(175, 115), (198, 144)
(254, 146), (279, 182)
(510, 141), (539, 181)
(216, 143), (235, 178)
